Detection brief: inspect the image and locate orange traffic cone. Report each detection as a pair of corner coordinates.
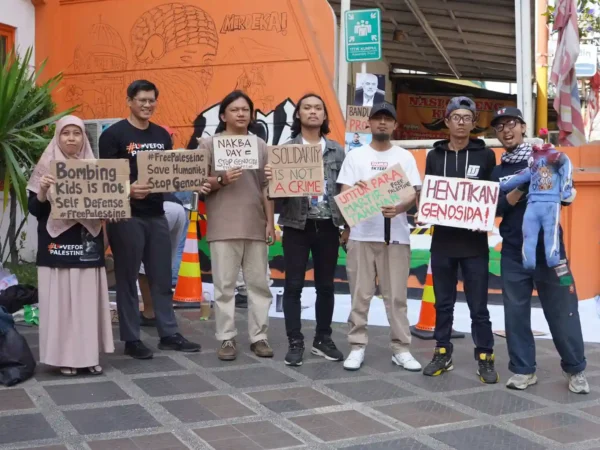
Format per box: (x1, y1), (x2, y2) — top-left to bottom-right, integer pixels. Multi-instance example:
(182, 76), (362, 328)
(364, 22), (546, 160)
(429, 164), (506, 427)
(173, 208), (203, 305)
(410, 258), (465, 340)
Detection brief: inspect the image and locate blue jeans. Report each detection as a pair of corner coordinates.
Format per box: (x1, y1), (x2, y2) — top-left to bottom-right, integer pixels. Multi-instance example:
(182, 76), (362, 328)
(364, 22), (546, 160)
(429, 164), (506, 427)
(501, 255), (586, 375)
(522, 202), (562, 269)
(172, 192), (193, 286)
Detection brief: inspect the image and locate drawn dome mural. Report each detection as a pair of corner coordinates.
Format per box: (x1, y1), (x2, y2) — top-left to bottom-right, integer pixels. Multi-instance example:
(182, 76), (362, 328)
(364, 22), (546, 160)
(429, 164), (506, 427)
(73, 20), (127, 72)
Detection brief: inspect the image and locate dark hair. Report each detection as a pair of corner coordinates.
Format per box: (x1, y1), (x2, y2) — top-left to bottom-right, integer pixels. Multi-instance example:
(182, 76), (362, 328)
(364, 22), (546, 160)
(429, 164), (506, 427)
(290, 93), (331, 139)
(215, 90), (254, 134)
(127, 80), (159, 99)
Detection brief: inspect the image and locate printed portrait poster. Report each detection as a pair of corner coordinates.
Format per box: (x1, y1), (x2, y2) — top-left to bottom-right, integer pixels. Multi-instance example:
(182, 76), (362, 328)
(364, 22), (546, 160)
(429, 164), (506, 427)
(418, 175), (499, 231)
(345, 132), (372, 153)
(354, 73), (386, 106)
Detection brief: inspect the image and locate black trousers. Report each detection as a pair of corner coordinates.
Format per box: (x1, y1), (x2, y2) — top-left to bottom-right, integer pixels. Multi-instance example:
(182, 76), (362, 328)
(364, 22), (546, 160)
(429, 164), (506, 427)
(282, 219), (340, 341)
(431, 252), (494, 359)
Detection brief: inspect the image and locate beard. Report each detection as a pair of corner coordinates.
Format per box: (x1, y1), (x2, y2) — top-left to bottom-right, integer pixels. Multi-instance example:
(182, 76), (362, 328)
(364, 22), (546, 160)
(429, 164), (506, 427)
(372, 132), (390, 141)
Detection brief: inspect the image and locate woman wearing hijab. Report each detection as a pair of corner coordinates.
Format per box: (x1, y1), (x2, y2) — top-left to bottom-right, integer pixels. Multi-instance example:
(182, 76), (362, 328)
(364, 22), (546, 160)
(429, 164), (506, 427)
(27, 115), (114, 376)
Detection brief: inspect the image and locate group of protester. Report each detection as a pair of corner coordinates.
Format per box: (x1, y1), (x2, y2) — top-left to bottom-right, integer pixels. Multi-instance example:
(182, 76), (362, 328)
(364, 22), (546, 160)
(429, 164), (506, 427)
(27, 79), (589, 394)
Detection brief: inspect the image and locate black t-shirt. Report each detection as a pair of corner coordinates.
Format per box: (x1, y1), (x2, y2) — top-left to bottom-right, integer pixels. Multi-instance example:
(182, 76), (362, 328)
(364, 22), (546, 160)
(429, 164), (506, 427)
(99, 119), (172, 217)
(28, 192), (105, 268)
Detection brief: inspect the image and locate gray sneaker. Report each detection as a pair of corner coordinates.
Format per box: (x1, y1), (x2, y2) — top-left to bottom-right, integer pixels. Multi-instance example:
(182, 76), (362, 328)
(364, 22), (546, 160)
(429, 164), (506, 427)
(506, 373), (537, 390)
(564, 371), (590, 394)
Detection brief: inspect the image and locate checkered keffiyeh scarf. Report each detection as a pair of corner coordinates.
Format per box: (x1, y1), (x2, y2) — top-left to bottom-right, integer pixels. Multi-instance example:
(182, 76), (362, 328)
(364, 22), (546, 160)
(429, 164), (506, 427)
(501, 142), (532, 164)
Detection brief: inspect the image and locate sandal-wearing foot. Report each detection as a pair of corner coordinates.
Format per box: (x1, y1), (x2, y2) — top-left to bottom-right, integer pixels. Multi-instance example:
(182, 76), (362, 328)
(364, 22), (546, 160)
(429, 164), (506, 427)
(87, 365), (103, 375)
(60, 367), (77, 376)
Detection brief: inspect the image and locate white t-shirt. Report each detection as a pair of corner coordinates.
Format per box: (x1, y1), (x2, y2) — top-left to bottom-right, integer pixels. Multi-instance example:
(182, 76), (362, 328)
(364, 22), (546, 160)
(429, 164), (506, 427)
(336, 144), (421, 244)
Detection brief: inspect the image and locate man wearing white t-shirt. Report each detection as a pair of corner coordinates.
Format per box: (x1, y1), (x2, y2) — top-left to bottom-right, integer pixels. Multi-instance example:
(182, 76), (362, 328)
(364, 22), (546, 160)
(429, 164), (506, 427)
(337, 102), (422, 372)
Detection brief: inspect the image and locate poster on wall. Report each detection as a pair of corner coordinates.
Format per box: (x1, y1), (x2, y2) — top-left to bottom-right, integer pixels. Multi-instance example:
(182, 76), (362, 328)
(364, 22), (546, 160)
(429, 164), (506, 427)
(395, 94), (517, 140)
(354, 73), (386, 106)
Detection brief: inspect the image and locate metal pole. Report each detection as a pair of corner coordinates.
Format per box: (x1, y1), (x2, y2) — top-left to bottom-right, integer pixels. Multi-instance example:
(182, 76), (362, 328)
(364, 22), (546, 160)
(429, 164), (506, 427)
(515, 0), (534, 129)
(337, 0), (350, 118)
(536, 0), (549, 132)
(361, 62), (367, 73)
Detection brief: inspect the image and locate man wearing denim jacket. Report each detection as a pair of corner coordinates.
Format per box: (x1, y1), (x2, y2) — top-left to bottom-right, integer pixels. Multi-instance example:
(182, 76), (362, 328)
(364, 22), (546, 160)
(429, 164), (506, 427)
(266, 93), (346, 366)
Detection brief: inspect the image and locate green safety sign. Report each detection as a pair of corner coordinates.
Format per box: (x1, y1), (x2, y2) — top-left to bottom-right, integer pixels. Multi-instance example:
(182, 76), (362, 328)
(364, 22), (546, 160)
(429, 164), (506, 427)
(345, 8), (382, 62)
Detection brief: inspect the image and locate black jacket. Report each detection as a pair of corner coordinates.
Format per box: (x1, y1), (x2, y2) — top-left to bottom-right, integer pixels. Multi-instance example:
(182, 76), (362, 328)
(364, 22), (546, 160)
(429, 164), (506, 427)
(425, 138), (497, 258)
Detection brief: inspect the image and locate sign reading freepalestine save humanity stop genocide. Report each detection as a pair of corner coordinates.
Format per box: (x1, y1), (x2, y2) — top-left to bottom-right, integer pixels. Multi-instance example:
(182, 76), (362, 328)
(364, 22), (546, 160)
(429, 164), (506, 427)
(268, 144), (324, 198)
(137, 149), (209, 193)
(334, 164), (414, 227)
(50, 159), (130, 220)
(418, 175), (499, 231)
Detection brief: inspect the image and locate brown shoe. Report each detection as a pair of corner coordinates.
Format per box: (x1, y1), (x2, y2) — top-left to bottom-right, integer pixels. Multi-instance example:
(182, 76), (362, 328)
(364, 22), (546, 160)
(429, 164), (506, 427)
(218, 339), (237, 361)
(251, 340), (274, 358)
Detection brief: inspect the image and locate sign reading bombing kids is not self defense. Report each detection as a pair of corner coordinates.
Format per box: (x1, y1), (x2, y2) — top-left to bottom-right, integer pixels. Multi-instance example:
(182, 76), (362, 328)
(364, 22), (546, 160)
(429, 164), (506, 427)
(334, 164), (414, 227)
(136, 149), (209, 193)
(213, 135), (259, 171)
(268, 144), (324, 197)
(417, 175), (499, 231)
(50, 159), (130, 220)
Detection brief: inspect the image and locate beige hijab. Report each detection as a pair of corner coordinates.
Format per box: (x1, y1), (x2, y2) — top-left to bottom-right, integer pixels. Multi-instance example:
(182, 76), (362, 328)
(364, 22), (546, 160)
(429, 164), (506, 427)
(27, 115), (102, 238)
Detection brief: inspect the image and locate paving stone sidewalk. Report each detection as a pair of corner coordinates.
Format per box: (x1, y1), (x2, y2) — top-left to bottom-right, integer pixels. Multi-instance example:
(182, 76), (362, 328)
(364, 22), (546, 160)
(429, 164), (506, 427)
(3, 309), (600, 450)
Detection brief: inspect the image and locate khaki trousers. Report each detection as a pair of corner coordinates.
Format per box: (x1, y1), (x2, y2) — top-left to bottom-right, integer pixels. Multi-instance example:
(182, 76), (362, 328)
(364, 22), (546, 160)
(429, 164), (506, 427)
(210, 239), (273, 342)
(346, 240), (411, 354)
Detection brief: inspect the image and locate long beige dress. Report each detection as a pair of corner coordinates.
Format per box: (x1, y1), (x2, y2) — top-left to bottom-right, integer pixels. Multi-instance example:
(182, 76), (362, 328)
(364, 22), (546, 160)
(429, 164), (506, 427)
(38, 267), (114, 368)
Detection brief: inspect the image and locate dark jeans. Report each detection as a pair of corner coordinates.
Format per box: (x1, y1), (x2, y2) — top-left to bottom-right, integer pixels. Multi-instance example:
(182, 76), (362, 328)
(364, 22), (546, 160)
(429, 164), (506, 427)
(501, 255), (586, 375)
(431, 252), (494, 359)
(282, 219), (340, 341)
(107, 216), (179, 342)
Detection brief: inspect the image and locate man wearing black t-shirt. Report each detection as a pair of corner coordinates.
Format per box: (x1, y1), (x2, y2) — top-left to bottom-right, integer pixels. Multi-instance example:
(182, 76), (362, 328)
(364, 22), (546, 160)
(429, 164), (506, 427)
(99, 80), (200, 359)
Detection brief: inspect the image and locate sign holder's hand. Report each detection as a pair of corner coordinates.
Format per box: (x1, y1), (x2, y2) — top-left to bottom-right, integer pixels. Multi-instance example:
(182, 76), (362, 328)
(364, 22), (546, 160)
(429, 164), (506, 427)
(37, 174), (56, 202)
(199, 182), (211, 195)
(264, 164), (273, 181)
(340, 227), (350, 245)
(354, 180), (368, 189)
(266, 223), (276, 246)
(225, 167), (243, 184)
(130, 182), (151, 200)
(381, 205), (399, 219)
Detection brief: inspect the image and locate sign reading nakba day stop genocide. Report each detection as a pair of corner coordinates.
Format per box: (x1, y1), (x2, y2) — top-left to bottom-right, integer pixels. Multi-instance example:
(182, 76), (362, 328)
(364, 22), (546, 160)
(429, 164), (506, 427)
(50, 159), (130, 220)
(334, 164), (414, 227)
(268, 144), (324, 198)
(213, 135), (259, 171)
(346, 105), (371, 133)
(418, 175), (499, 231)
(136, 149), (210, 193)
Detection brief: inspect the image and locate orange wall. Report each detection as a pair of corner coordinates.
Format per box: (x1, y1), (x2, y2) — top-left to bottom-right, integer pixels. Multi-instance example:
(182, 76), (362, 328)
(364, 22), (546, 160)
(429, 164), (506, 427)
(34, 0), (344, 148)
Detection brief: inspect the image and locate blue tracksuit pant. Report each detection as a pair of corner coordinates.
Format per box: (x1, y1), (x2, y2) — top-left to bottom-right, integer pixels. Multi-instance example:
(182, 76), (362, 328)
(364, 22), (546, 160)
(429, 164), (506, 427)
(522, 202), (561, 269)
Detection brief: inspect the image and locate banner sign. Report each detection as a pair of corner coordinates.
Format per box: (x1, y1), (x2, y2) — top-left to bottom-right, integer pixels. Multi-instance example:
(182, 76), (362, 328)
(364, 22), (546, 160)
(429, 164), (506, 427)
(346, 105), (371, 133)
(137, 149), (209, 192)
(268, 144), (324, 197)
(334, 163), (414, 227)
(395, 94), (517, 140)
(213, 135), (259, 171)
(418, 175), (499, 231)
(50, 159), (130, 220)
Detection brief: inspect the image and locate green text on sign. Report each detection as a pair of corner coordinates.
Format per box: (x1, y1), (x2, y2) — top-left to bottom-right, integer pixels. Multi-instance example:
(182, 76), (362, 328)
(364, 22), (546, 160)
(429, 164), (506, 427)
(345, 9), (382, 62)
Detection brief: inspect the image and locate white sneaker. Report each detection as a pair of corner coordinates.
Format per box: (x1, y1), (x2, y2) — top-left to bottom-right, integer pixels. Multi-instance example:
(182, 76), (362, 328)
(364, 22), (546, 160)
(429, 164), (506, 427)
(343, 348), (365, 371)
(564, 371), (590, 394)
(392, 352), (422, 372)
(506, 373), (537, 390)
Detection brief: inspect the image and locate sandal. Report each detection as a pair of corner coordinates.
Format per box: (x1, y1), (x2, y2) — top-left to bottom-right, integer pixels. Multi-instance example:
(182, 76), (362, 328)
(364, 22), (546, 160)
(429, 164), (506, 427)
(60, 367), (77, 376)
(87, 365), (103, 375)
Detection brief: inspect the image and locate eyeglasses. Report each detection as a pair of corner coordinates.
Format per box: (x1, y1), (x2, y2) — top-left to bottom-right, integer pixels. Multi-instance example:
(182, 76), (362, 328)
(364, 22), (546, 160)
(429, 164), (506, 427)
(449, 114), (474, 124)
(133, 98), (157, 106)
(493, 119), (520, 132)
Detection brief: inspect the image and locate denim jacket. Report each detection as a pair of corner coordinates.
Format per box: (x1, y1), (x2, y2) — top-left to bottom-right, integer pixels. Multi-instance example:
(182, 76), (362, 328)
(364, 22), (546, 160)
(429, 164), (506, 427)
(277, 134), (346, 229)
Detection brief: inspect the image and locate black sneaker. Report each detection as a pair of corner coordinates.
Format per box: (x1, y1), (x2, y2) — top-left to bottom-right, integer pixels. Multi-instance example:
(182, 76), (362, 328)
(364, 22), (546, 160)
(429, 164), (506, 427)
(140, 312), (156, 327)
(235, 293), (248, 309)
(423, 347), (453, 376)
(284, 339), (305, 366)
(125, 340), (154, 359)
(477, 353), (499, 384)
(158, 333), (201, 353)
(311, 336), (344, 361)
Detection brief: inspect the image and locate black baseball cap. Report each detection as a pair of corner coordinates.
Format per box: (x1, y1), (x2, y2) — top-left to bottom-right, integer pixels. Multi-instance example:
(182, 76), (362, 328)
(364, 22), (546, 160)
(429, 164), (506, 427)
(491, 106), (525, 126)
(369, 102), (397, 120)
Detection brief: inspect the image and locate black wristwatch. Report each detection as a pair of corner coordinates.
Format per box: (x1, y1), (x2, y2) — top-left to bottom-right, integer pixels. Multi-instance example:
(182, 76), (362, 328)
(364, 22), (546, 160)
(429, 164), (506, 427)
(217, 175), (226, 186)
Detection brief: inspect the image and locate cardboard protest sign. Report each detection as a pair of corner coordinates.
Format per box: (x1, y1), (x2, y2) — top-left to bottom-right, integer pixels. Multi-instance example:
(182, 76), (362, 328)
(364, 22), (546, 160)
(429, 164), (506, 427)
(136, 149), (209, 193)
(346, 105), (371, 133)
(213, 135), (259, 171)
(418, 175), (499, 231)
(267, 144), (324, 198)
(50, 159), (130, 220)
(334, 164), (414, 227)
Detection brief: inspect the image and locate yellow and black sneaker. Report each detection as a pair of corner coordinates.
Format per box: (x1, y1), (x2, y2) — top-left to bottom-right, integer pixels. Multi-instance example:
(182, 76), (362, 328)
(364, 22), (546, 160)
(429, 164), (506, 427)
(477, 353), (499, 384)
(423, 347), (453, 376)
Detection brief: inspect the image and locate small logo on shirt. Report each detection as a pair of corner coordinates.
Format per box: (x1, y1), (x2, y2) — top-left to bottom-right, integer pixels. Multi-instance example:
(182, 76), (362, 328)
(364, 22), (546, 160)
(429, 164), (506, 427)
(466, 165), (480, 178)
(126, 142), (166, 157)
(371, 161), (388, 171)
(47, 243), (84, 256)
